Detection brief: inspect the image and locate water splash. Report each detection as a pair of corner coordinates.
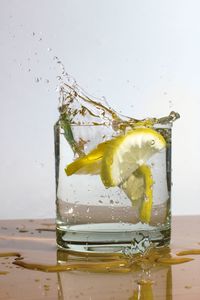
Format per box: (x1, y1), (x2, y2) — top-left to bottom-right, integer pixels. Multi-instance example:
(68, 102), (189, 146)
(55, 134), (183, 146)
(58, 81), (180, 129)
(53, 56), (70, 82)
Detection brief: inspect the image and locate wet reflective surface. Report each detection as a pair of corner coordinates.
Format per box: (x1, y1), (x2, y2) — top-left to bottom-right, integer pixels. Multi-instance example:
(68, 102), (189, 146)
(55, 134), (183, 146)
(0, 216), (200, 299)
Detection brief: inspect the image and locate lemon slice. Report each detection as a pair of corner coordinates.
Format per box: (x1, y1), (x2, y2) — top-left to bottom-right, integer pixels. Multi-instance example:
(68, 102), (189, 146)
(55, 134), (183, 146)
(100, 128), (166, 187)
(138, 165), (153, 223)
(65, 141), (109, 176)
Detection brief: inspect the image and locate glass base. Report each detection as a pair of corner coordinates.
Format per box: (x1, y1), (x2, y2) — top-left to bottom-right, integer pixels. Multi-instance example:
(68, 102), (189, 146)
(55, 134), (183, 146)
(56, 222), (170, 255)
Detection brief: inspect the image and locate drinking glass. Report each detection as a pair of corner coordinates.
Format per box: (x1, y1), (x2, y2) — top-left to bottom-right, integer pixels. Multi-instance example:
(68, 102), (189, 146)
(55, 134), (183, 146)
(54, 120), (172, 254)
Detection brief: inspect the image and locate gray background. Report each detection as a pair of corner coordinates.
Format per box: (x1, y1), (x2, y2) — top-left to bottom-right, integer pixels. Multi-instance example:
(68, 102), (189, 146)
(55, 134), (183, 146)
(0, 0), (199, 219)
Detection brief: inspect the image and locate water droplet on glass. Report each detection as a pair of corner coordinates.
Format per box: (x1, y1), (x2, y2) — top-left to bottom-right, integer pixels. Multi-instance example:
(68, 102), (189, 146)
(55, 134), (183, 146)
(32, 32), (35, 36)
(151, 140), (155, 145)
(47, 47), (52, 52)
(86, 207), (90, 213)
(68, 208), (73, 214)
(35, 77), (40, 83)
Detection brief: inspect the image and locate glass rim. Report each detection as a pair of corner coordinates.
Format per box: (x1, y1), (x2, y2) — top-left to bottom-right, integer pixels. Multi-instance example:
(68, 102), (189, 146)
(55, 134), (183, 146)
(56, 121), (173, 129)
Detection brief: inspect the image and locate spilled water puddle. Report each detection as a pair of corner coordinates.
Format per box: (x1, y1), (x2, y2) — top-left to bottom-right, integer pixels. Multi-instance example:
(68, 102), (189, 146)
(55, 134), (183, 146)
(0, 247), (199, 274)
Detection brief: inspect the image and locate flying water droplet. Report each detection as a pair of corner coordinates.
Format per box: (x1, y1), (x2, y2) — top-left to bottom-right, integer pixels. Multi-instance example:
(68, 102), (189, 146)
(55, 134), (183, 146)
(169, 100), (173, 109)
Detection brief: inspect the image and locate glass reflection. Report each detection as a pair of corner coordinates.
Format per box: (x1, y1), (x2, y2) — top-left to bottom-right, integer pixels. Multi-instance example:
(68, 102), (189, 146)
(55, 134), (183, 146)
(57, 249), (172, 300)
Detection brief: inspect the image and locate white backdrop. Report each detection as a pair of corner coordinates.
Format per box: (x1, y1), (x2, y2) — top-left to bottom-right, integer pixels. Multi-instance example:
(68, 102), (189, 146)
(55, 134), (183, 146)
(0, 0), (200, 219)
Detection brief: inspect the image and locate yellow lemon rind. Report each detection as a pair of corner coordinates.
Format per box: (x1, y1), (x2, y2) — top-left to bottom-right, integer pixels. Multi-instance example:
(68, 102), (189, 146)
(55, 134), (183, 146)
(138, 165), (154, 224)
(65, 140), (109, 176)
